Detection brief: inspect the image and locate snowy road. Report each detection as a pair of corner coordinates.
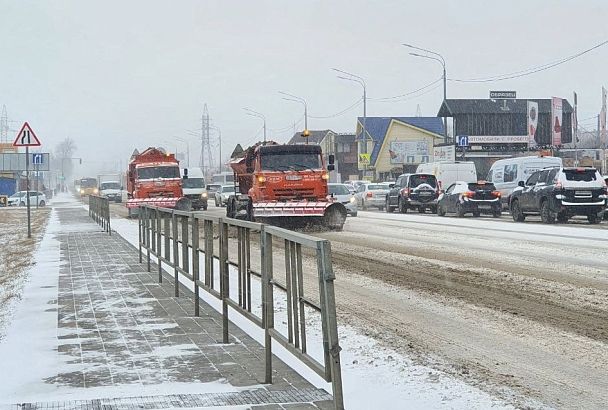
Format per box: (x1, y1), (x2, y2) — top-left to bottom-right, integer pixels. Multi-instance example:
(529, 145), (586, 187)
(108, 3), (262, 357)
(109, 202), (608, 408)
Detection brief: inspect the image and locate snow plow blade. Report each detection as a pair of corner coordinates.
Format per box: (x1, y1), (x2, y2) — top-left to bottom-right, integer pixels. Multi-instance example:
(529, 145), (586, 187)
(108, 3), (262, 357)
(126, 197), (192, 217)
(252, 201), (347, 231)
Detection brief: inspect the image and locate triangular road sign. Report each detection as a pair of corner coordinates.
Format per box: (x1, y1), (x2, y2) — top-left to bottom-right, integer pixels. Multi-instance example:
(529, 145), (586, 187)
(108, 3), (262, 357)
(13, 122), (42, 147)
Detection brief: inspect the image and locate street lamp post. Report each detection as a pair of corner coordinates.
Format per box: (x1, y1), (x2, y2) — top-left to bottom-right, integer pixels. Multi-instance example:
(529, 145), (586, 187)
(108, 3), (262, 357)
(333, 68), (367, 175)
(243, 108), (267, 143)
(403, 43), (448, 141)
(278, 91), (308, 143)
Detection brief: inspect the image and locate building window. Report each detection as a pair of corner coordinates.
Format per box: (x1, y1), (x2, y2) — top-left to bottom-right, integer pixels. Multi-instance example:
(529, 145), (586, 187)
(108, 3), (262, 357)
(337, 143), (351, 153)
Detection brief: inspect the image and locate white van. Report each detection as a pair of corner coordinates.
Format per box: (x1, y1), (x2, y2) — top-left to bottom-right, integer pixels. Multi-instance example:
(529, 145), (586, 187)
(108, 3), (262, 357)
(487, 156), (563, 206)
(181, 167), (207, 210)
(416, 162), (477, 190)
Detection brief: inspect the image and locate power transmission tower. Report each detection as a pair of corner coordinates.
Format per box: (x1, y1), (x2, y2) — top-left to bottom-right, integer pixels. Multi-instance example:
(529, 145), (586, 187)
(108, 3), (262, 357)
(200, 104), (213, 175)
(1, 105), (8, 143)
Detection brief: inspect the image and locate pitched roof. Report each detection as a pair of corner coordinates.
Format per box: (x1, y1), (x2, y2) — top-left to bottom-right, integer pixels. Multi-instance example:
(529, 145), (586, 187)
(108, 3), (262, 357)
(287, 129), (334, 145)
(356, 117), (445, 164)
(437, 98), (573, 117)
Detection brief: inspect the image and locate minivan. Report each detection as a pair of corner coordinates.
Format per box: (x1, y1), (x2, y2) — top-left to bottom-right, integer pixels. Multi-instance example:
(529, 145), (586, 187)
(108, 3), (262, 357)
(416, 162), (477, 191)
(487, 156), (562, 207)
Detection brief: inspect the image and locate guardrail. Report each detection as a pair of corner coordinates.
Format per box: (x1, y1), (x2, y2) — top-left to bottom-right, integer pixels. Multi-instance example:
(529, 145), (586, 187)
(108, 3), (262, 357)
(138, 205), (344, 410)
(89, 195), (111, 235)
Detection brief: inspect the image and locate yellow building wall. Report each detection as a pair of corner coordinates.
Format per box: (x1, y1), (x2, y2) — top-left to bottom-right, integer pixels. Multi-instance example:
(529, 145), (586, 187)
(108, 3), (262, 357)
(374, 120), (443, 174)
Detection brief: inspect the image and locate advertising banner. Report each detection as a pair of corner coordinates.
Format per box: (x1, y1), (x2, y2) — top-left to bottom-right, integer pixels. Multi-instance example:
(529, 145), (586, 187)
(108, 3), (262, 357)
(551, 97), (563, 146)
(433, 145), (455, 162)
(527, 101), (538, 148)
(389, 140), (429, 164)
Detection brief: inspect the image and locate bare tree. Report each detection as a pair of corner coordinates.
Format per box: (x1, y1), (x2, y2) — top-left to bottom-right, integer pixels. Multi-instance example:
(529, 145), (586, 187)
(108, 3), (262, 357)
(52, 138), (77, 189)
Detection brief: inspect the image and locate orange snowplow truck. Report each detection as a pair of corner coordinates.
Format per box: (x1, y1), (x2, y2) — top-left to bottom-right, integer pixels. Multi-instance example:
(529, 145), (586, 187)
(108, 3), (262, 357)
(226, 142), (346, 230)
(126, 147), (191, 217)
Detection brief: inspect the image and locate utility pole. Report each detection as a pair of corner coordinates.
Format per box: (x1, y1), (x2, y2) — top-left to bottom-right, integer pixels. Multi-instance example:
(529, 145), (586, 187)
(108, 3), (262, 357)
(243, 108), (267, 144)
(200, 104), (213, 176)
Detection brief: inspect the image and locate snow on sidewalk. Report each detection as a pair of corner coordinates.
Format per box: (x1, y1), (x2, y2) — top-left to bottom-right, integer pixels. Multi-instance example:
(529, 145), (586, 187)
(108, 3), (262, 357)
(0, 196), (333, 409)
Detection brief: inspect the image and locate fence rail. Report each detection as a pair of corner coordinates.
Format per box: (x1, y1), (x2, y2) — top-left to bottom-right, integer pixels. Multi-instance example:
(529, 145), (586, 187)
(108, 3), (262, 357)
(89, 195), (111, 234)
(138, 205), (344, 410)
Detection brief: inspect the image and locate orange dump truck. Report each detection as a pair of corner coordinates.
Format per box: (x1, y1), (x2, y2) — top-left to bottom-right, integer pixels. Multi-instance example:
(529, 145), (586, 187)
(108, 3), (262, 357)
(126, 147), (191, 217)
(226, 142), (346, 230)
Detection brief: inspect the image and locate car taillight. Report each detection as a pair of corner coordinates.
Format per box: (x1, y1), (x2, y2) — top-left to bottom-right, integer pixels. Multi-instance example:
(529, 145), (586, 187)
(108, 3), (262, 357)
(366, 192), (373, 198)
(462, 191), (475, 198)
(491, 190), (501, 197)
(401, 188), (410, 196)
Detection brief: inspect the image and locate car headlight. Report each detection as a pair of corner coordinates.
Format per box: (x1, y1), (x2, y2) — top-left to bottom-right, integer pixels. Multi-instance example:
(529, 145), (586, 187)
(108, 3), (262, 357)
(202, 192), (208, 198)
(350, 197), (356, 203)
(80, 189), (84, 194)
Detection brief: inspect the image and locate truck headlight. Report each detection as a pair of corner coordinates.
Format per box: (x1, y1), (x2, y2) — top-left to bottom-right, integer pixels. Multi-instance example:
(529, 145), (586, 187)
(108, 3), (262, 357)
(93, 188), (99, 194)
(202, 192), (208, 198)
(80, 189), (84, 194)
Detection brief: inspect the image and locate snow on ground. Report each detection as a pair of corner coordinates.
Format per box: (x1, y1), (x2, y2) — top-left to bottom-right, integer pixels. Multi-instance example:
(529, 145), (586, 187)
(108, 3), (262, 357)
(0, 199), (241, 406)
(110, 213), (514, 409)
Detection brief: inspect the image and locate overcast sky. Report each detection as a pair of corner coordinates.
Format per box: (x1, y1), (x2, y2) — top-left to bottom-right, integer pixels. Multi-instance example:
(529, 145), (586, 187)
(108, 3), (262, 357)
(1, 0), (607, 176)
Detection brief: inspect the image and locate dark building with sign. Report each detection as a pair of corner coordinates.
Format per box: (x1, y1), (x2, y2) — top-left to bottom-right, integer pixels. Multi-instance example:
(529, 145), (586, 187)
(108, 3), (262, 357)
(437, 98), (573, 176)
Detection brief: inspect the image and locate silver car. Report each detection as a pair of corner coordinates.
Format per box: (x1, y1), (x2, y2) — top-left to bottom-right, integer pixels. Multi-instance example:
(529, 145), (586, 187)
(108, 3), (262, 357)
(355, 183), (390, 211)
(327, 183), (357, 217)
(215, 185), (236, 207)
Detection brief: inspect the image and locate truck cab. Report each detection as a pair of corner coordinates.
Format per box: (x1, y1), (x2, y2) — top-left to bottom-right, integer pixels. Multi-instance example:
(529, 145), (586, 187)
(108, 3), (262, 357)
(181, 167), (207, 210)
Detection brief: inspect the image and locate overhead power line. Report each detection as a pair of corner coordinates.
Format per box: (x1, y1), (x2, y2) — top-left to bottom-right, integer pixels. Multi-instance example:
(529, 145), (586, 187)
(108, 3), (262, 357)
(309, 98), (363, 119)
(448, 39), (608, 83)
(370, 77), (443, 101)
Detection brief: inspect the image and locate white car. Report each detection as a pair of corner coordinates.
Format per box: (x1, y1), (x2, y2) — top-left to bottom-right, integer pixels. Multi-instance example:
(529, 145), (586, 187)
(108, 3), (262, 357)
(354, 183), (391, 210)
(8, 191), (47, 207)
(215, 185), (236, 207)
(328, 183), (357, 217)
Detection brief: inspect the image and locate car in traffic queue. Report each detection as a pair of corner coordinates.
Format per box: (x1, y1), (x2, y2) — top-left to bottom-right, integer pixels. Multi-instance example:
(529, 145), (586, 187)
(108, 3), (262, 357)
(509, 167), (607, 224)
(327, 183), (357, 217)
(8, 191), (47, 207)
(385, 173), (439, 214)
(354, 183), (391, 211)
(437, 181), (501, 218)
(215, 184), (236, 207)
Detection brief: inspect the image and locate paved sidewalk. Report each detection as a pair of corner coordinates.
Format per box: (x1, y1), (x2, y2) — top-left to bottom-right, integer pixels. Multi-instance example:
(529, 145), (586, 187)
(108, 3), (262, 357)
(8, 198), (333, 410)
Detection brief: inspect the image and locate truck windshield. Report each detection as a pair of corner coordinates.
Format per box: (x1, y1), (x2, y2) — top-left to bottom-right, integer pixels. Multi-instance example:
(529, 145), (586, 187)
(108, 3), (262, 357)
(261, 153), (321, 171)
(183, 178), (205, 188)
(137, 166), (180, 180)
(80, 178), (97, 188)
(101, 182), (121, 190)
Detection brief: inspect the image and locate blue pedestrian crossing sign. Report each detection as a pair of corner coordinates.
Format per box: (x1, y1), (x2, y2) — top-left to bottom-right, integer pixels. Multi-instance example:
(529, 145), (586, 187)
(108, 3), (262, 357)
(32, 153), (43, 165)
(456, 135), (469, 147)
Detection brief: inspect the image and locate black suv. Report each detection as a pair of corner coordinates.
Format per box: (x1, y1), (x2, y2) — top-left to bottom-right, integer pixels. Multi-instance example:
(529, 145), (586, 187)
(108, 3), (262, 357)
(385, 173), (438, 213)
(509, 167), (607, 224)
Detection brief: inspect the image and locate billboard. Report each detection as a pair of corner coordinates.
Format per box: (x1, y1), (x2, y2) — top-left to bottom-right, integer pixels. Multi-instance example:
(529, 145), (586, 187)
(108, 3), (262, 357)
(551, 97), (563, 146)
(388, 140), (429, 164)
(433, 145), (455, 162)
(527, 101), (538, 148)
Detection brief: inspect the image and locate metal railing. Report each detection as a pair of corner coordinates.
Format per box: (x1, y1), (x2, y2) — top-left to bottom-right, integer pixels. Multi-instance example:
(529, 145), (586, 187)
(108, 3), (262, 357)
(89, 195), (111, 235)
(138, 205), (344, 410)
